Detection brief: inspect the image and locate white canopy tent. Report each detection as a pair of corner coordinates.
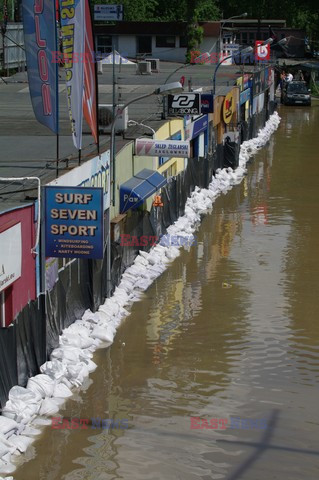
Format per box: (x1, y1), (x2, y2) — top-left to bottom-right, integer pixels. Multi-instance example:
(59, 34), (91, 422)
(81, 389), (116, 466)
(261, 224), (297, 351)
(100, 50), (135, 65)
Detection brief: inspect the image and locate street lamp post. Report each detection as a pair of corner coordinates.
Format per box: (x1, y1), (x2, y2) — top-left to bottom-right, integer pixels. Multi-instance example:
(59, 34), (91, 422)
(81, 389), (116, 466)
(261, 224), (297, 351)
(106, 81), (183, 297)
(212, 46), (253, 95)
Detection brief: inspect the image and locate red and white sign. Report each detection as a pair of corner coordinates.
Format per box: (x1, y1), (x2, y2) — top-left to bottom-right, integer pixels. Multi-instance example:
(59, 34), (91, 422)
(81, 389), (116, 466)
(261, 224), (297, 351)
(135, 139), (190, 158)
(255, 41), (270, 61)
(0, 223), (22, 293)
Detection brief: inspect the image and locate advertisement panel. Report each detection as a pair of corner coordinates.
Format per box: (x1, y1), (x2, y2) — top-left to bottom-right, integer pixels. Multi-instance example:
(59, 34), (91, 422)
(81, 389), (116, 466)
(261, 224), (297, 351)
(45, 186), (104, 259)
(201, 94), (214, 114)
(0, 223), (22, 293)
(83, 0), (99, 145)
(94, 4), (123, 21)
(223, 91), (235, 124)
(21, 0), (58, 133)
(167, 93), (201, 115)
(135, 139), (190, 158)
(255, 41), (270, 61)
(60, 0), (84, 150)
(48, 151), (110, 210)
(240, 88), (251, 105)
(185, 115), (208, 140)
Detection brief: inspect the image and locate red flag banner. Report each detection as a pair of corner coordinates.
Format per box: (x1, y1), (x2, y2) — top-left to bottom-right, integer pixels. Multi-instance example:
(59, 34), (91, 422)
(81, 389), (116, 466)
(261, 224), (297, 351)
(83, 0), (98, 146)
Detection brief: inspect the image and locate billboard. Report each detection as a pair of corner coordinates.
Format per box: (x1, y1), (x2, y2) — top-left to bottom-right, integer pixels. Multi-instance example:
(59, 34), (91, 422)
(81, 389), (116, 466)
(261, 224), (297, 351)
(60, 0), (85, 150)
(167, 93), (201, 115)
(135, 139), (190, 158)
(94, 4), (124, 21)
(48, 151), (110, 211)
(201, 94), (214, 114)
(0, 223), (22, 293)
(45, 186), (104, 259)
(185, 115), (208, 140)
(21, 0), (58, 133)
(255, 41), (270, 61)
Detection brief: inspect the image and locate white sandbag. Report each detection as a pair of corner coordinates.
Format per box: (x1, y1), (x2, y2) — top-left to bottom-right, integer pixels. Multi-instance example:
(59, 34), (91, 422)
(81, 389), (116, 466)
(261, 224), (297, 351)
(39, 398), (60, 416)
(53, 383), (73, 399)
(91, 326), (114, 343)
(60, 332), (94, 350)
(7, 434), (33, 453)
(0, 418), (18, 437)
(85, 359), (97, 373)
(27, 374), (55, 398)
(31, 418), (51, 426)
(0, 458), (16, 474)
(65, 363), (89, 387)
(8, 386), (42, 404)
(2, 399), (40, 424)
(40, 359), (67, 381)
(22, 426), (42, 437)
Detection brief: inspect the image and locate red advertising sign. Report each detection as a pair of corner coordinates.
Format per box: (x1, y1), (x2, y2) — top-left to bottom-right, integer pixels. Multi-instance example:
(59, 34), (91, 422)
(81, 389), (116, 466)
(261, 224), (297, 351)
(255, 41), (270, 61)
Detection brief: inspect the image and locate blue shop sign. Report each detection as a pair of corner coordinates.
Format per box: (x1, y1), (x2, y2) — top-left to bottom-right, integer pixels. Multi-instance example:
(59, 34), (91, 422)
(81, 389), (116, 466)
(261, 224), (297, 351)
(201, 94), (214, 113)
(45, 186), (104, 259)
(240, 88), (251, 105)
(186, 115), (208, 140)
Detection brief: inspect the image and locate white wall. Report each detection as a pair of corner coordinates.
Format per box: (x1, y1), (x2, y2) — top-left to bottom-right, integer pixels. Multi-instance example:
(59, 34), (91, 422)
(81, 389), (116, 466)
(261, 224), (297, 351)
(118, 36), (137, 59)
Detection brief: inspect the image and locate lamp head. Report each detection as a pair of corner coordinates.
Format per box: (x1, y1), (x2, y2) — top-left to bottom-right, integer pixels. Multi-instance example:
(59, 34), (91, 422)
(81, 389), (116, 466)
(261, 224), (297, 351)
(240, 46), (253, 54)
(155, 82), (183, 95)
(263, 38), (274, 45)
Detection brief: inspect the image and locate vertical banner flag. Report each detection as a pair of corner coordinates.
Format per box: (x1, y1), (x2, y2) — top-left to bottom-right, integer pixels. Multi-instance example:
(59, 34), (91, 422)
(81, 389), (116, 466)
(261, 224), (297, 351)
(83, 0), (98, 146)
(60, 0), (85, 150)
(21, 0), (58, 133)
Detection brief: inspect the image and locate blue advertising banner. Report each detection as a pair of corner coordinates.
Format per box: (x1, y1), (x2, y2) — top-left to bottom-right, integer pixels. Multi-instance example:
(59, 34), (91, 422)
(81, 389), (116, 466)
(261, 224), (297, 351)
(240, 88), (251, 105)
(185, 115), (208, 140)
(22, 0), (58, 133)
(45, 186), (104, 259)
(201, 94), (214, 114)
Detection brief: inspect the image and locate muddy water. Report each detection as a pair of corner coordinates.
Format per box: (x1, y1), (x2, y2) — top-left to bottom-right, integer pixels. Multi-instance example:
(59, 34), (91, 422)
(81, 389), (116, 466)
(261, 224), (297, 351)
(14, 104), (319, 480)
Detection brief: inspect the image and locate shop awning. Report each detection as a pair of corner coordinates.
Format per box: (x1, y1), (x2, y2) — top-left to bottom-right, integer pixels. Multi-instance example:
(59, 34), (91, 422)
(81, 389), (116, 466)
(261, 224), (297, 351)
(120, 169), (167, 213)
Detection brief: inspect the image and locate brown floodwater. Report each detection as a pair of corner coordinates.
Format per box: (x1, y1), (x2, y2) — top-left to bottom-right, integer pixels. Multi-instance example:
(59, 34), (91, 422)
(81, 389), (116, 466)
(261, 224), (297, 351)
(14, 104), (319, 480)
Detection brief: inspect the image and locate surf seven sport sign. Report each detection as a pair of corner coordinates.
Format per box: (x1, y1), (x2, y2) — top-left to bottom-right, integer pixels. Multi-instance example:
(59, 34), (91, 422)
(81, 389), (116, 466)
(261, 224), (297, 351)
(45, 186), (104, 259)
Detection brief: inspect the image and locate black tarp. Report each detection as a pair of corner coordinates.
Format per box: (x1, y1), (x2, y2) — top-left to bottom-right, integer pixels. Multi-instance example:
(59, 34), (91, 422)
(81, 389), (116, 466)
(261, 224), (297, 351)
(0, 295), (46, 408)
(0, 326), (17, 409)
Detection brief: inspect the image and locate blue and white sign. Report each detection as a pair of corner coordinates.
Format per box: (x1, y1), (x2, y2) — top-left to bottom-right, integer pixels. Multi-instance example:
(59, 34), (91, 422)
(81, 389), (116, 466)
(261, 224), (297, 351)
(240, 88), (251, 105)
(45, 186), (104, 259)
(48, 151), (110, 211)
(185, 115), (208, 140)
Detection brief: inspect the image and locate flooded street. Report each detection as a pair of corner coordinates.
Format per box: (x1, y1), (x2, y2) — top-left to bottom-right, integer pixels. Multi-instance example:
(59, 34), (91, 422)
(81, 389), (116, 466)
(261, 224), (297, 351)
(14, 104), (319, 480)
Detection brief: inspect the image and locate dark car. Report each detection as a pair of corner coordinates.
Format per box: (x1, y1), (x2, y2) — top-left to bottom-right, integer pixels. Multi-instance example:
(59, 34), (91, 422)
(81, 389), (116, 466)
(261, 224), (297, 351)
(282, 81), (311, 106)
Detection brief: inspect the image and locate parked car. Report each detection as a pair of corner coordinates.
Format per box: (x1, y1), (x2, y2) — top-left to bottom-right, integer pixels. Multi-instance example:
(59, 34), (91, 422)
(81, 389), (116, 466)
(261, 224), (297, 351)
(281, 81), (311, 106)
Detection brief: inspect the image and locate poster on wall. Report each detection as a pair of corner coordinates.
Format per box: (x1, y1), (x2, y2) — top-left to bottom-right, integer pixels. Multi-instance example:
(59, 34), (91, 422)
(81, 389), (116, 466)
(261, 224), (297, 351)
(45, 186), (104, 259)
(0, 223), (22, 293)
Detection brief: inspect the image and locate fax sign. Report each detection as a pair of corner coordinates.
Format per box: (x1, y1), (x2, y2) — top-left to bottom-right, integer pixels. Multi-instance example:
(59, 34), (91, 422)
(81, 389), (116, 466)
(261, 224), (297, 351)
(168, 93), (201, 115)
(45, 186), (104, 259)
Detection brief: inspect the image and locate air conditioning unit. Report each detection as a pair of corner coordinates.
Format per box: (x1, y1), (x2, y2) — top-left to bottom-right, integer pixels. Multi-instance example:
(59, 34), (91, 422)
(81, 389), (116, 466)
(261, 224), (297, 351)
(147, 58), (160, 72)
(136, 61), (152, 75)
(98, 104), (128, 134)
